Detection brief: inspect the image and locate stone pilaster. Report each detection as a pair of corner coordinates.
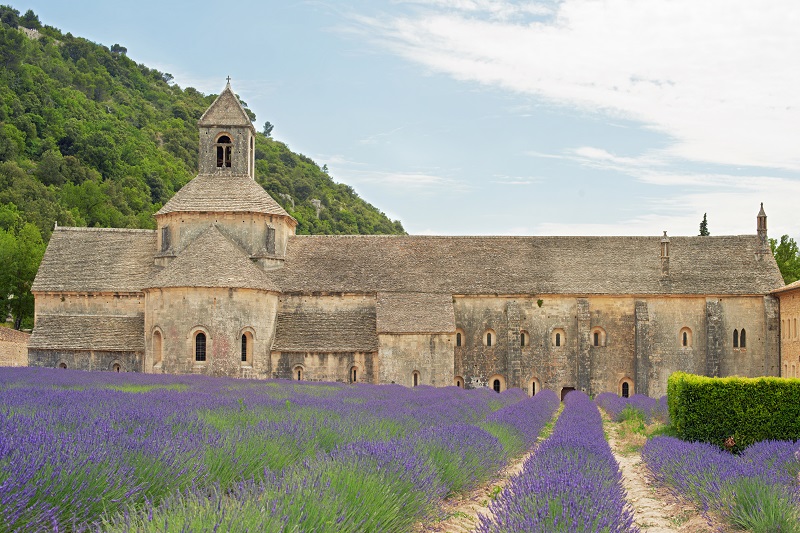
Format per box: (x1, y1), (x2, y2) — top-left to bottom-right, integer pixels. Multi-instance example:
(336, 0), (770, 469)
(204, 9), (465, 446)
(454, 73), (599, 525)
(705, 299), (724, 377)
(764, 295), (780, 376)
(634, 300), (651, 396)
(506, 300), (522, 389)
(576, 298), (591, 394)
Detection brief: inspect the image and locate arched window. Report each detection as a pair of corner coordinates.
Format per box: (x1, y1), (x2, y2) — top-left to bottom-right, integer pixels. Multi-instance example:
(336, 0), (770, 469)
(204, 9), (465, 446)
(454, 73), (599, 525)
(520, 332), (526, 347)
(58, 362), (67, 369)
(456, 332), (462, 347)
(454, 376), (464, 388)
(489, 374), (505, 393)
(241, 334), (248, 362)
(493, 379), (501, 393)
(591, 327), (606, 347)
(529, 378), (540, 397)
(484, 329), (495, 347)
(620, 378), (634, 398)
(215, 134), (232, 168)
(350, 366), (358, 383)
(294, 365), (304, 381)
(112, 363), (121, 372)
(412, 371), (420, 387)
(733, 329), (739, 348)
(195, 332), (206, 362)
(552, 328), (565, 347)
(740, 328), (746, 348)
(152, 330), (163, 367)
(680, 327), (693, 348)
(622, 382), (629, 398)
(240, 330), (253, 364)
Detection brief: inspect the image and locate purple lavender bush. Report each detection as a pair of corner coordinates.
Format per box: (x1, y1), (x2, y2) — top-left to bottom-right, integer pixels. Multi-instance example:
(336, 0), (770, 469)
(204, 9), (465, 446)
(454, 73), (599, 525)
(643, 436), (800, 532)
(595, 392), (668, 424)
(478, 391), (638, 533)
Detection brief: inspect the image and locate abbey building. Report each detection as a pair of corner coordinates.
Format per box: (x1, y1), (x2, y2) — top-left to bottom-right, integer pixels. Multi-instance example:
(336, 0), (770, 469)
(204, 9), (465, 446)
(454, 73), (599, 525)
(28, 82), (787, 398)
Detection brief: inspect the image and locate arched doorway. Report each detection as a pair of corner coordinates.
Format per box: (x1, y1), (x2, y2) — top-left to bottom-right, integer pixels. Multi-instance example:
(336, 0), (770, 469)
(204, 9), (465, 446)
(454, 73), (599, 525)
(561, 387), (575, 401)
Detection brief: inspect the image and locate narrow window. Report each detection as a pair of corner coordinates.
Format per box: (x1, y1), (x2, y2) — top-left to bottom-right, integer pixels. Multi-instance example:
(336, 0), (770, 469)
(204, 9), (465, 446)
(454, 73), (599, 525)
(413, 372), (419, 387)
(266, 226), (276, 255)
(682, 331), (688, 347)
(216, 146), (224, 167)
(487, 332), (492, 347)
(493, 379), (501, 393)
(241, 335), (247, 362)
(216, 135), (232, 168)
(555, 333), (561, 347)
(733, 329), (739, 348)
(740, 328), (746, 348)
(456, 332), (462, 347)
(161, 226), (171, 252)
(113, 363), (121, 372)
(351, 367), (357, 383)
(520, 333), (526, 347)
(224, 146), (231, 167)
(594, 332), (599, 347)
(622, 382), (629, 398)
(153, 330), (163, 366)
(297, 369), (302, 380)
(531, 381), (537, 396)
(195, 332), (206, 362)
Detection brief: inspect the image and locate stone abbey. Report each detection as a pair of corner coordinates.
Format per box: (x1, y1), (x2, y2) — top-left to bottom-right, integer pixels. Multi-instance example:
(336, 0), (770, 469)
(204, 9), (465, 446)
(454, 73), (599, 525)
(28, 82), (789, 398)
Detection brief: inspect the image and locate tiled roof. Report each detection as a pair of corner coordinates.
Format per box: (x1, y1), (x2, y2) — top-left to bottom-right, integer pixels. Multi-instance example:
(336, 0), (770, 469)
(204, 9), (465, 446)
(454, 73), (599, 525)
(197, 82), (254, 129)
(155, 174), (291, 217)
(148, 225), (278, 291)
(28, 314), (144, 351)
(273, 308), (378, 353)
(32, 227), (156, 293)
(376, 292), (456, 333)
(0, 327), (30, 343)
(772, 279), (800, 294)
(275, 235), (785, 295)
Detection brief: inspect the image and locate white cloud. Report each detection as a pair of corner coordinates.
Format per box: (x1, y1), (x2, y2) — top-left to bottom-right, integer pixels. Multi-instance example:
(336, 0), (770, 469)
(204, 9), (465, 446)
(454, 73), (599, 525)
(341, 169), (471, 191)
(355, 0), (800, 170)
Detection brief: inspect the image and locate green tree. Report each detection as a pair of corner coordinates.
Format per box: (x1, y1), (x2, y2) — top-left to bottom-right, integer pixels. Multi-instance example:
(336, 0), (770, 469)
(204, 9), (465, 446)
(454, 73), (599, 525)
(0, 221), (45, 329)
(770, 235), (800, 285)
(19, 9), (40, 29)
(699, 213), (709, 236)
(263, 121), (274, 137)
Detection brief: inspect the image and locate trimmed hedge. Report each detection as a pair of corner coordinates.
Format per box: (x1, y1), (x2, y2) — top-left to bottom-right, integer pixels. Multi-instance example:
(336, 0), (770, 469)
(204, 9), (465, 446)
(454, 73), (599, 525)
(668, 372), (800, 452)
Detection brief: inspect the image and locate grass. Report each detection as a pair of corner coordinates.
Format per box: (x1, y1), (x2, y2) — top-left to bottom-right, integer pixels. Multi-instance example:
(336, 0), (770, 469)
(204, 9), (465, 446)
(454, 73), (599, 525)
(725, 477), (800, 533)
(105, 384), (188, 393)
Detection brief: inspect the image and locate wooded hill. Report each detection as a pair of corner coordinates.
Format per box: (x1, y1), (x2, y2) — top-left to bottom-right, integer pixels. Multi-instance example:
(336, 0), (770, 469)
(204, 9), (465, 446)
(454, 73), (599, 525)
(0, 6), (404, 328)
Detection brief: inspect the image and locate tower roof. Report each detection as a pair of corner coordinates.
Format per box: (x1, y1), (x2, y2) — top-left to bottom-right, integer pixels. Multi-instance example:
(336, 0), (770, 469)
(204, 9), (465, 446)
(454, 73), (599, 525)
(198, 79), (255, 130)
(155, 173), (292, 218)
(147, 225), (278, 291)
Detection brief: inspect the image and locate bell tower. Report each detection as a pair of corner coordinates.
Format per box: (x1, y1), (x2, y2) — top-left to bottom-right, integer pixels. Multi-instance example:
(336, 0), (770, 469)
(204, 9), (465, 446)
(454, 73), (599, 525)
(197, 78), (256, 178)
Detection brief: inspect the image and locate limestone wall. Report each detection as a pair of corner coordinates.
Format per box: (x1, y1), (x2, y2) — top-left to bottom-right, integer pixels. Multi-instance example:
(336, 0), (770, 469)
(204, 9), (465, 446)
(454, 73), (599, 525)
(271, 351), (376, 383)
(0, 327), (29, 367)
(145, 287), (278, 378)
(778, 288), (800, 377)
(378, 333), (453, 387)
(199, 126), (253, 177)
(35, 292), (144, 316)
(27, 348), (141, 372)
(155, 212), (292, 266)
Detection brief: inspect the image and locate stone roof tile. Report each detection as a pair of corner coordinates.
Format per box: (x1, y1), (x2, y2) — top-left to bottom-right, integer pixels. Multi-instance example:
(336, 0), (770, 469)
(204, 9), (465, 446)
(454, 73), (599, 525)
(376, 292), (455, 333)
(273, 308), (378, 352)
(29, 314), (144, 351)
(0, 327), (30, 343)
(148, 225), (278, 291)
(275, 235), (785, 295)
(197, 82), (254, 129)
(155, 174), (291, 218)
(32, 227), (156, 293)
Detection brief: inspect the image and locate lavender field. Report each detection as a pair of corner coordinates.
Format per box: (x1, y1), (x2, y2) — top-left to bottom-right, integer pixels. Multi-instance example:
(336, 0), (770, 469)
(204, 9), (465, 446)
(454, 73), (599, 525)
(0, 368), (561, 532)
(3, 368), (798, 533)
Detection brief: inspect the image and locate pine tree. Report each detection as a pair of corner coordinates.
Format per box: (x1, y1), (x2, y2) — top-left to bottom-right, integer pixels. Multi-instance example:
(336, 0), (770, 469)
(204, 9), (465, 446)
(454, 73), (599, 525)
(699, 213), (710, 236)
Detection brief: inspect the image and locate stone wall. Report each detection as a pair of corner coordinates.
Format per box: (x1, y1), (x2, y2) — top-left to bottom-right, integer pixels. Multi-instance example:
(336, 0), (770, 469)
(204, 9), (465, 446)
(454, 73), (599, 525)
(271, 351), (376, 383)
(35, 292), (144, 316)
(778, 288), (800, 377)
(0, 327), (29, 367)
(145, 287), (278, 378)
(199, 125), (254, 177)
(378, 333), (453, 386)
(27, 348), (141, 372)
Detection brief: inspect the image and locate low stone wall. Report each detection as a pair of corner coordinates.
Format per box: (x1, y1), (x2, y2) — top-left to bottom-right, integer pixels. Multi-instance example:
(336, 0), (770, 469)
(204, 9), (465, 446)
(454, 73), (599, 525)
(28, 348), (142, 372)
(0, 327), (30, 367)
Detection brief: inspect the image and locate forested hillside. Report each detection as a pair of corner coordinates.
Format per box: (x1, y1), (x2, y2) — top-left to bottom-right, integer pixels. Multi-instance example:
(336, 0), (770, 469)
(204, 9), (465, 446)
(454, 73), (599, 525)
(0, 6), (404, 329)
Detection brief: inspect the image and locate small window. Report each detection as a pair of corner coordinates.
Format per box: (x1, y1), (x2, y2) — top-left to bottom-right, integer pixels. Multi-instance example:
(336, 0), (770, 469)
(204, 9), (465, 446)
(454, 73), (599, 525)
(216, 135), (232, 168)
(112, 363), (121, 372)
(484, 329), (495, 347)
(456, 332), (462, 347)
(622, 382), (629, 398)
(493, 379), (501, 393)
(680, 327), (693, 348)
(152, 330), (163, 367)
(351, 366), (358, 383)
(454, 376), (464, 388)
(552, 328), (565, 347)
(733, 329), (739, 348)
(266, 225), (276, 255)
(195, 332), (206, 362)
(294, 366), (304, 381)
(529, 378), (540, 397)
(241, 335), (248, 362)
(740, 328), (746, 348)
(591, 327), (606, 347)
(520, 332), (527, 347)
(620, 378), (634, 398)
(161, 226), (171, 252)
(58, 362), (67, 369)
(412, 371), (420, 387)
(487, 332), (492, 346)
(556, 333), (561, 347)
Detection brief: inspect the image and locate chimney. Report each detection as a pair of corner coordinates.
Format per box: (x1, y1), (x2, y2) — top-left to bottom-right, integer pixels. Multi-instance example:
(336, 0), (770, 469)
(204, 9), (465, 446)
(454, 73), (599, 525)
(756, 203), (769, 258)
(660, 231), (670, 278)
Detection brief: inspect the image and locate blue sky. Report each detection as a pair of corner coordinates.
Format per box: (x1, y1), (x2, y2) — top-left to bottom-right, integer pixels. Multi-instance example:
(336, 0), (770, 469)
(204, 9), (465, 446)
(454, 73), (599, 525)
(18, 1), (800, 239)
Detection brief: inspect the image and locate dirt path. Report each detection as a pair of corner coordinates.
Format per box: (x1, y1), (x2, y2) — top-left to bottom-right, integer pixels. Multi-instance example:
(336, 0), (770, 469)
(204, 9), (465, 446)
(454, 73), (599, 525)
(606, 421), (723, 533)
(414, 450), (534, 533)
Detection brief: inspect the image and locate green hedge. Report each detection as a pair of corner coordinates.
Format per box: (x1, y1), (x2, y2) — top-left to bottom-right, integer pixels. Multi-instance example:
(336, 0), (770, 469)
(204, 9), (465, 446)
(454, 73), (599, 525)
(668, 372), (800, 452)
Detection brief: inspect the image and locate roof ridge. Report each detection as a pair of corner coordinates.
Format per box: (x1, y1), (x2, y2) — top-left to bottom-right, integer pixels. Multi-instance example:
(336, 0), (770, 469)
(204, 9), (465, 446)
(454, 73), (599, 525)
(55, 227), (157, 234)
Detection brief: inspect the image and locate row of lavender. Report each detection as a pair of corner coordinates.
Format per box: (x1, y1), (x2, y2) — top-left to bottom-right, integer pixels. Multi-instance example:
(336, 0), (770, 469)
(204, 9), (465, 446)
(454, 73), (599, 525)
(479, 391), (639, 533)
(0, 368), (559, 532)
(595, 390), (800, 531)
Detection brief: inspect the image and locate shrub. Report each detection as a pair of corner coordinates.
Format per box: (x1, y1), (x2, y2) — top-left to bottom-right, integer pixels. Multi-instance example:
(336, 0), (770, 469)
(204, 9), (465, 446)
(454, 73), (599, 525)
(668, 372), (800, 451)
